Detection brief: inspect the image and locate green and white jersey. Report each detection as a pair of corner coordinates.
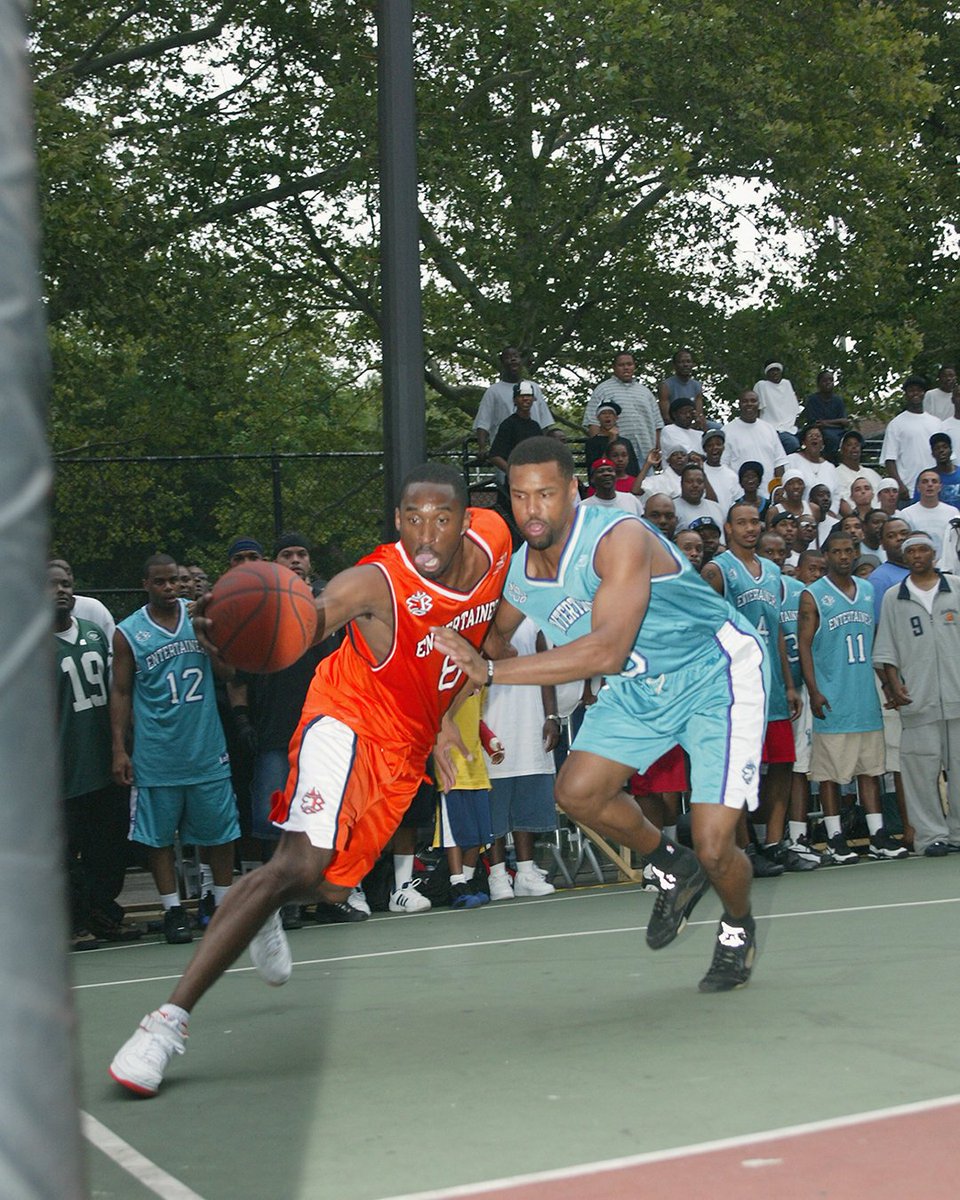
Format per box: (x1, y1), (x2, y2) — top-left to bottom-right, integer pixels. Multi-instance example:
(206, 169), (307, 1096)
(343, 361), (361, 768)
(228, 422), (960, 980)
(55, 617), (112, 798)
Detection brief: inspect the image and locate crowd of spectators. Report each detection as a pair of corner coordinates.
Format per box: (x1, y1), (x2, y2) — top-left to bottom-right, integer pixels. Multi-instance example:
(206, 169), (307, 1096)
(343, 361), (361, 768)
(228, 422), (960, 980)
(53, 353), (960, 949)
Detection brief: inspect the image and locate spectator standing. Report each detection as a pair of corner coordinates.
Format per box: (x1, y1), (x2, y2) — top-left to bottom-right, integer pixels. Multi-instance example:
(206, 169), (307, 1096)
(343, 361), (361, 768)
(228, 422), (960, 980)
(111, 555), (240, 944)
(924, 433), (960, 509)
(52, 562), (140, 948)
(874, 532), (960, 856)
(902, 469), (958, 565)
(800, 370), (850, 460)
(799, 533), (907, 864)
(880, 375), (940, 500)
(473, 347), (554, 460)
(658, 347), (706, 427)
(754, 360), (801, 453)
(722, 390), (786, 486)
(940, 383), (960, 449)
(583, 350), (662, 466)
(49, 557), (116, 649)
(701, 430), (740, 514)
(834, 430), (883, 505)
(785, 425), (841, 513)
(439, 692), (495, 909)
(488, 381), (544, 473)
(922, 365), (957, 420)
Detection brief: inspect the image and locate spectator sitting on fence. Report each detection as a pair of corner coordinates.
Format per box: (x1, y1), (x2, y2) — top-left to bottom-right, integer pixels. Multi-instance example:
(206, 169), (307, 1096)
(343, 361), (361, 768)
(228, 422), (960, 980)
(800, 370), (851, 461)
(473, 346), (554, 461)
(487, 381), (544, 474)
(583, 399), (640, 476)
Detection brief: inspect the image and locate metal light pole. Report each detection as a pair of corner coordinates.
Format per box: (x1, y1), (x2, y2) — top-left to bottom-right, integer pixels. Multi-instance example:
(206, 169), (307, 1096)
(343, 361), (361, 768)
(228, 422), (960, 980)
(377, 0), (426, 536)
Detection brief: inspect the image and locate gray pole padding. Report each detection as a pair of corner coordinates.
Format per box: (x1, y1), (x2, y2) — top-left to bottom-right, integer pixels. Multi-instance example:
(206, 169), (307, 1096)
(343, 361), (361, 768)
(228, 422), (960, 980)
(378, 0), (427, 536)
(0, 3), (87, 1197)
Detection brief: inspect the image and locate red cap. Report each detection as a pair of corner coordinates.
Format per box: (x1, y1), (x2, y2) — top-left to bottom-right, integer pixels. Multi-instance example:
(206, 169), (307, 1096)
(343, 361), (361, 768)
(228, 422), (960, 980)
(591, 457), (616, 472)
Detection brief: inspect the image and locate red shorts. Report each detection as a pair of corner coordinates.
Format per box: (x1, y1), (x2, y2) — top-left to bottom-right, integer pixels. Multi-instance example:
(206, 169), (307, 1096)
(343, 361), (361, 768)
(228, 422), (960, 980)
(762, 718), (796, 765)
(628, 745), (688, 794)
(270, 714), (426, 887)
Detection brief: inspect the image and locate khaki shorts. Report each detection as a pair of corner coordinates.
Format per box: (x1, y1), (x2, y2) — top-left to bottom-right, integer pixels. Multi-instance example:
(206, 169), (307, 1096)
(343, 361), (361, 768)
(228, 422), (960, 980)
(810, 729), (885, 785)
(879, 674), (902, 773)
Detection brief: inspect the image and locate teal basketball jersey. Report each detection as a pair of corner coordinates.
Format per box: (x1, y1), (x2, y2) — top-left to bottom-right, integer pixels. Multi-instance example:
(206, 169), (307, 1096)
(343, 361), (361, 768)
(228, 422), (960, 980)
(55, 617), (112, 798)
(711, 550), (788, 720)
(779, 574), (805, 691)
(502, 505), (754, 683)
(117, 600), (230, 785)
(805, 576), (881, 733)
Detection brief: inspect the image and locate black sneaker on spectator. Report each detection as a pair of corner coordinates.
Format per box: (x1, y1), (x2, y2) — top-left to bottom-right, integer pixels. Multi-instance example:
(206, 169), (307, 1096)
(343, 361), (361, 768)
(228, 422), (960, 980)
(162, 906), (193, 944)
(698, 919), (756, 993)
(311, 900), (369, 923)
(824, 833), (859, 864)
(766, 840), (819, 872)
(868, 830), (909, 860)
(197, 891), (216, 929)
(88, 908), (143, 942)
(71, 929), (106, 952)
(746, 843), (785, 878)
(645, 850), (708, 950)
(923, 841), (949, 858)
(783, 835), (825, 866)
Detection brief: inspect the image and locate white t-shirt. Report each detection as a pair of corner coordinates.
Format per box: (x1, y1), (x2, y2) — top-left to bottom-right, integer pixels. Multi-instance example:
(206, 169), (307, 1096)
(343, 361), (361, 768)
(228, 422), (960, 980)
(473, 381), (553, 443)
(583, 491), (645, 517)
(880, 410), (940, 492)
(674, 496), (725, 532)
(905, 576), (938, 615)
(923, 388), (954, 421)
(940, 416), (960, 451)
(721, 418), (787, 485)
(900, 502), (959, 565)
(834, 463), (884, 505)
(72, 595), (116, 653)
(754, 377), (800, 433)
(483, 618), (556, 779)
(703, 462), (741, 516)
(785, 453), (841, 513)
(660, 423), (703, 458)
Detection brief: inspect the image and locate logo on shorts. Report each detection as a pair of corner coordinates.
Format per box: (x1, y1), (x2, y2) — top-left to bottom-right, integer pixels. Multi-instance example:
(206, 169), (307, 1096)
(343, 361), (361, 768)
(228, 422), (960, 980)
(406, 590), (433, 616)
(301, 787), (325, 814)
(741, 760), (758, 784)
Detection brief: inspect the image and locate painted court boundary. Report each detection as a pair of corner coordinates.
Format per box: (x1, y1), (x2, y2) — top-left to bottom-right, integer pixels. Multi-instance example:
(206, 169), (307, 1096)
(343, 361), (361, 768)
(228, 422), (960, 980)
(82, 1112), (206, 1200)
(378, 1094), (960, 1200)
(73, 894), (960, 991)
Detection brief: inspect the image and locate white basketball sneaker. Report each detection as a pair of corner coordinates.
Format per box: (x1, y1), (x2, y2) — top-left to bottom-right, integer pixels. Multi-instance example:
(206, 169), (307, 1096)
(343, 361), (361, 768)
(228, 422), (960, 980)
(249, 910), (292, 985)
(109, 1009), (187, 1097)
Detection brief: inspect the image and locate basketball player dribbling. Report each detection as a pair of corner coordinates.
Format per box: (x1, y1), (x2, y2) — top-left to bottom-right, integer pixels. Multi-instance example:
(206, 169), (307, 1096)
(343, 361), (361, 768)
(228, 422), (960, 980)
(110, 464), (512, 1096)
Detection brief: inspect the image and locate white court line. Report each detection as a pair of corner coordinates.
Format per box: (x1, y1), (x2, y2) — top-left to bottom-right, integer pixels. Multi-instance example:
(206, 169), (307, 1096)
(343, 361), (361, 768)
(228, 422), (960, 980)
(377, 1093), (960, 1200)
(81, 1112), (206, 1200)
(73, 895), (960, 991)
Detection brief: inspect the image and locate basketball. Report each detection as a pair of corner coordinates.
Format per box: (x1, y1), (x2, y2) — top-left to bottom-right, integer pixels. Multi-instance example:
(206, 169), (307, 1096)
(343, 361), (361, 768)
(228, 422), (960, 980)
(206, 560), (318, 673)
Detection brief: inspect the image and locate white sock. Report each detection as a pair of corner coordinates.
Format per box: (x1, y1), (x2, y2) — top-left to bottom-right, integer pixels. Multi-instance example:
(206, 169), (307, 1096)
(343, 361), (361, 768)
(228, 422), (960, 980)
(753, 823), (767, 843)
(200, 864), (214, 891)
(160, 892), (181, 911)
(824, 815), (842, 838)
(212, 884), (230, 907)
(489, 861), (507, 879)
(393, 854), (414, 889)
(663, 824), (678, 841)
(463, 864), (476, 882)
(158, 1003), (190, 1029)
(866, 812), (883, 836)
(240, 860), (261, 875)
(788, 821), (807, 843)
(516, 859), (537, 876)
(450, 873), (466, 886)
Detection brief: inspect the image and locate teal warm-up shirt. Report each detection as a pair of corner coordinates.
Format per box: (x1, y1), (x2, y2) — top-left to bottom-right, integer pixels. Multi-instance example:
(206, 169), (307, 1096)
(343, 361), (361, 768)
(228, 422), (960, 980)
(117, 600), (230, 785)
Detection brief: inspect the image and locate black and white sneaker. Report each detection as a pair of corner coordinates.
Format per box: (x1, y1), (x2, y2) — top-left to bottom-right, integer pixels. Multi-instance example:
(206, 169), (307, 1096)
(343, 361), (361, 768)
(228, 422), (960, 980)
(868, 830), (909, 860)
(746, 843), (785, 878)
(765, 840), (819, 872)
(783, 835), (826, 866)
(698, 919), (756, 993)
(311, 900), (369, 923)
(824, 833), (859, 864)
(645, 850), (709, 950)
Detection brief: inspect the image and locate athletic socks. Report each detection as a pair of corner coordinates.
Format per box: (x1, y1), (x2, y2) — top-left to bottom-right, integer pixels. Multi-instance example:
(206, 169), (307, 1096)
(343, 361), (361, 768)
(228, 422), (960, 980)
(450, 873), (466, 886)
(160, 892), (181, 911)
(393, 854), (414, 890)
(211, 884), (230, 907)
(199, 864), (214, 892)
(462, 864), (476, 882)
(488, 861), (508, 880)
(824, 815), (842, 838)
(865, 812), (883, 836)
(752, 823), (767, 844)
(515, 860), (538, 877)
(788, 821), (807, 843)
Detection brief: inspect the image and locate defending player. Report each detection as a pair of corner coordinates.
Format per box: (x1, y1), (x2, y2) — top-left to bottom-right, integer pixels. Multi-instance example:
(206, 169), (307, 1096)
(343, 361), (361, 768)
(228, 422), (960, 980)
(433, 438), (769, 993)
(110, 464), (512, 1096)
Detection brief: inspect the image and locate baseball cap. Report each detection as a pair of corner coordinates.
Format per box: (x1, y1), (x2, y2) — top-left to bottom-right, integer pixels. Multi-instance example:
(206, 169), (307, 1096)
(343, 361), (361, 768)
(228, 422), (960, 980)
(702, 429), (725, 445)
(876, 478), (900, 493)
(514, 380), (535, 397)
(688, 516), (720, 532)
(669, 396), (695, 415)
(590, 457), (616, 473)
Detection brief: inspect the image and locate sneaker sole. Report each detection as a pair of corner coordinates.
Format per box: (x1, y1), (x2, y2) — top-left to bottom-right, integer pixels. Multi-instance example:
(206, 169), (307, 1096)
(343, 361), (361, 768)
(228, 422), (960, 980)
(646, 864), (709, 950)
(108, 1066), (158, 1098)
(868, 849), (909, 860)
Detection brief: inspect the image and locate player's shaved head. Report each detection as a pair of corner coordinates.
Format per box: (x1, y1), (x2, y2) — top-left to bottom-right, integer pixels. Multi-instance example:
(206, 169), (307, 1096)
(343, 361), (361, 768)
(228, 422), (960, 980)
(400, 463), (468, 510)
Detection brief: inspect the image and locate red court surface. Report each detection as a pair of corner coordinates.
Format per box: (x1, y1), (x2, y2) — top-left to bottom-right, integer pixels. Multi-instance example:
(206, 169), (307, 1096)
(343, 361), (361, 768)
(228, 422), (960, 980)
(391, 1096), (960, 1200)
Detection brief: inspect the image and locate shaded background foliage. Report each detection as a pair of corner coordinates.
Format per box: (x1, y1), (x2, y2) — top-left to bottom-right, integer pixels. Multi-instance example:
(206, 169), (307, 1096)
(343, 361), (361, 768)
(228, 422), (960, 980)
(33, 1), (958, 586)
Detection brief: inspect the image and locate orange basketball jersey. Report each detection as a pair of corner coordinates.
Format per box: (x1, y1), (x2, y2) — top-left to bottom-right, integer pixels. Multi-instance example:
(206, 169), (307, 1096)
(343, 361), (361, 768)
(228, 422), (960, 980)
(299, 507), (512, 760)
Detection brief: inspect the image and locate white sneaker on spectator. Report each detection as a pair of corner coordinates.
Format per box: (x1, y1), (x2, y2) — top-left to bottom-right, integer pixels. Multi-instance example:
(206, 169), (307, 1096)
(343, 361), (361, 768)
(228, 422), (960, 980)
(109, 1009), (186, 1097)
(249, 910), (292, 986)
(347, 886), (371, 917)
(487, 873), (515, 902)
(388, 878), (431, 913)
(513, 872), (555, 897)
